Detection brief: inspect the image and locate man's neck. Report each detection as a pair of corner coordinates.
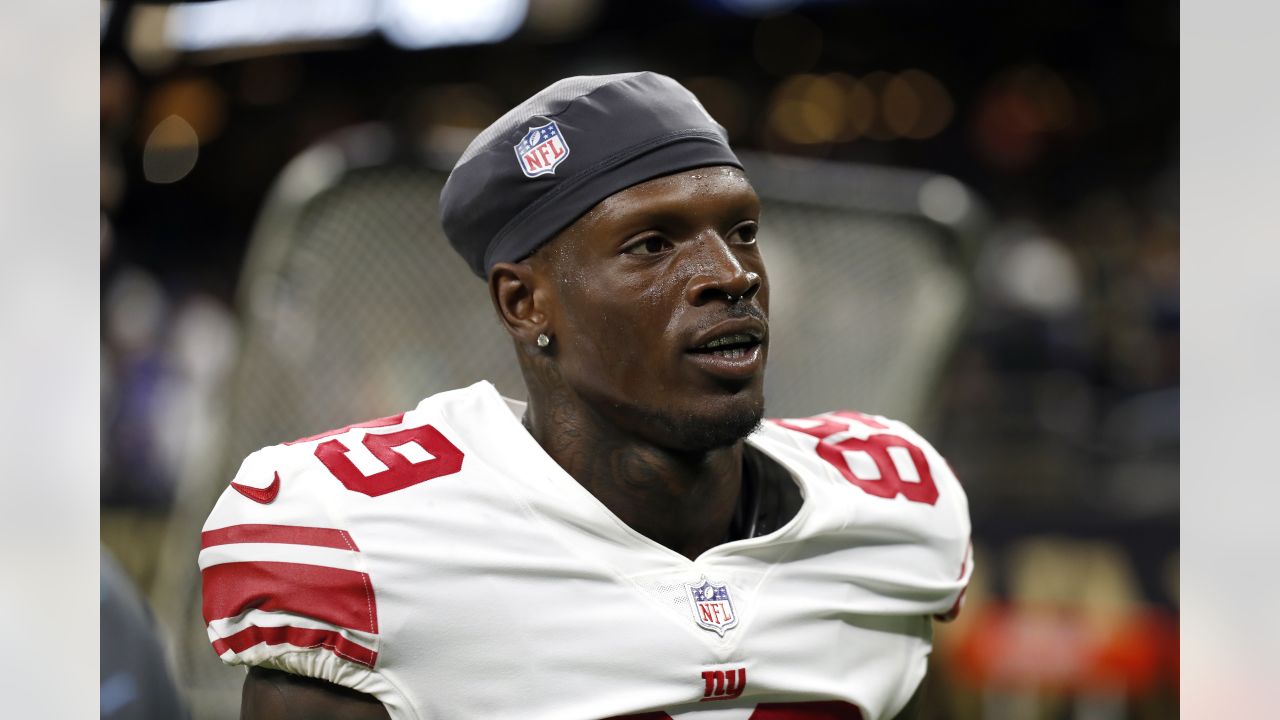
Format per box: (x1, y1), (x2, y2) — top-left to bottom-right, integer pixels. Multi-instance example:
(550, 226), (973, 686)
(523, 388), (743, 561)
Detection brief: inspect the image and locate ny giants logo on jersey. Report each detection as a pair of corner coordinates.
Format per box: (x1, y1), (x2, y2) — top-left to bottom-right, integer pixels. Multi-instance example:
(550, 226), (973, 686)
(701, 667), (747, 701)
(686, 577), (738, 636)
(514, 121), (570, 177)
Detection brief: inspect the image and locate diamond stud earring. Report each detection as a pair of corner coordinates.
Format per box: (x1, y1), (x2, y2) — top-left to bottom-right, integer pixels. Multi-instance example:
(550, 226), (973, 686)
(536, 333), (550, 348)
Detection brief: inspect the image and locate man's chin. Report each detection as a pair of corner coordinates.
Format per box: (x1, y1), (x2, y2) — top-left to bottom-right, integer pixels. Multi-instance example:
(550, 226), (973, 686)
(640, 396), (765, 454)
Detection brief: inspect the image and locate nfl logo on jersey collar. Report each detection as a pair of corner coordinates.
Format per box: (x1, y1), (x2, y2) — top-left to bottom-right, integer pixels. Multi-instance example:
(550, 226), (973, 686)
(686, 576), (739, 637)
(514, 120), (570, 178)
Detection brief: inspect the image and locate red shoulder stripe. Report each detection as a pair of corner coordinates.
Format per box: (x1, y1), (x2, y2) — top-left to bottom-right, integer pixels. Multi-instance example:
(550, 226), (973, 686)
(212, 625), (377, 668)
(284, 413), (406, 445)
(201, 524), (359, 551)
(202, 561), (378, 633)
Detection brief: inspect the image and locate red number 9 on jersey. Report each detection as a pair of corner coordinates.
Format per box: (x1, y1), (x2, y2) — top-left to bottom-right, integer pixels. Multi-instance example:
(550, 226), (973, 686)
(308, 416), (465, 497)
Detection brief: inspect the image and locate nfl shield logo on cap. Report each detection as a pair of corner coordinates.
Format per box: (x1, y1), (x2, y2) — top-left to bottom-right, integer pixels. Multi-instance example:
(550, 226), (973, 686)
(686, 576), (739, 637)
(514, 120), (570, 178)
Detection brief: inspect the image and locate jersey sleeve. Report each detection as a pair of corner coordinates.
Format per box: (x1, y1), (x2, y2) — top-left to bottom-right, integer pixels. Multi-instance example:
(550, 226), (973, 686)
(199, 442), (387, 696)
(886, 417), (973, 623)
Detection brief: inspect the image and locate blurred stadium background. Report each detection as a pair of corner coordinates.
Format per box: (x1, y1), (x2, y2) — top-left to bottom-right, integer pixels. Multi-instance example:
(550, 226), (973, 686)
(98, 0), (1178, 718)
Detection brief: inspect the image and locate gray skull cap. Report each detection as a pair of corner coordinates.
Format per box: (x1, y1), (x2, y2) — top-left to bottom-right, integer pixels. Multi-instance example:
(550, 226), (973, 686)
(440, 72), (742, 278)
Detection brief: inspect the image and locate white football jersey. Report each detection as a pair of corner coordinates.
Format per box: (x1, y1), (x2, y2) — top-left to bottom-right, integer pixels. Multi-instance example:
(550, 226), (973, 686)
(201, 381), (971, 720)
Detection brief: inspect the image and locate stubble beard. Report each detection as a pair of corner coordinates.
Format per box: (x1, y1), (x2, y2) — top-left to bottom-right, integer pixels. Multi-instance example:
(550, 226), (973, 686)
(525, 341), (768, 455)
(619, 392), (766, 454)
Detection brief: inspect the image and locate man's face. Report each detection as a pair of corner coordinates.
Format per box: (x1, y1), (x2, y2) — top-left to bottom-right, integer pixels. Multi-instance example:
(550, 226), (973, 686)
(535, 166), (769, 452)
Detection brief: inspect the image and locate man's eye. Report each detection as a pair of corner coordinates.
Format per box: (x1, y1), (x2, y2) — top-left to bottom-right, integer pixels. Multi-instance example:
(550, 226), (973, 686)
(623, 236), (672, 255)
(733, 223), (759, 245)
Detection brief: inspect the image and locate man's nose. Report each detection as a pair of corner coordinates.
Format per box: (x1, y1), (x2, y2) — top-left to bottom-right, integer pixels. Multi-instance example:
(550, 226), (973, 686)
(685, 234), (762, 306)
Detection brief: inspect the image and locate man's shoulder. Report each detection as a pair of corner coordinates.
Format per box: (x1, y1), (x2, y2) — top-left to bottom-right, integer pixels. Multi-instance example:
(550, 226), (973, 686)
(748, 408), (969, 534)
(200, 379), (533, 578)
(749, 408), (973, 622)
(219, 381), (506, 506)
(750, 408), (948, 474)
(198, 383), (511, 704)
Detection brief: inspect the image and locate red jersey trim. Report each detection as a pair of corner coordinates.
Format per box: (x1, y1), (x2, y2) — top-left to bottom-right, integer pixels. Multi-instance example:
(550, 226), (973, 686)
(284, 413), (406, 445)
(212, 624), (378, 668)
(202, 561), (378, 634)
(201, 524), (360, 552)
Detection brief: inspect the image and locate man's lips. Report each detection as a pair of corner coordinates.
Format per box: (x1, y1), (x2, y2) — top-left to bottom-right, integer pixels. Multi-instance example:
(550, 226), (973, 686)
(685, 317), (767, 380)
(687, 317), (767, 353)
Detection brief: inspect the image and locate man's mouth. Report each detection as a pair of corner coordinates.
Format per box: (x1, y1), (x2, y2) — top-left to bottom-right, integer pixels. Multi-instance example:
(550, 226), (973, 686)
(689, 332), (762, 360)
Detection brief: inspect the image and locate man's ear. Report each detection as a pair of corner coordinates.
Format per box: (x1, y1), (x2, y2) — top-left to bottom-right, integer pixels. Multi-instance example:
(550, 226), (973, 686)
(489, 261), (553, 347)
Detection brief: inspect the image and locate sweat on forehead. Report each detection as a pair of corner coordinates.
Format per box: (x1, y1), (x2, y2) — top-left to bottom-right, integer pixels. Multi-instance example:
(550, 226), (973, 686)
(568, 165), (751, 231)
(439, 72), (743, 278)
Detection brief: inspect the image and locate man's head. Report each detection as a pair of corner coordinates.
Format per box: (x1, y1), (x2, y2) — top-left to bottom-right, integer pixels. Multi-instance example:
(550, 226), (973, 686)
(441, 73), (769, 453)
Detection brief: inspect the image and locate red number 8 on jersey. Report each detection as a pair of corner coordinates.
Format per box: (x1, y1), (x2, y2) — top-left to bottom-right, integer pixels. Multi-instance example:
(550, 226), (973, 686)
(773, 412), (939, 506)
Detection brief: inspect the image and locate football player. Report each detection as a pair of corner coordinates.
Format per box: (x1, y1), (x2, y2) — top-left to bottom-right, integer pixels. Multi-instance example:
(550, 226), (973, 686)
(201, 72), (972, 720)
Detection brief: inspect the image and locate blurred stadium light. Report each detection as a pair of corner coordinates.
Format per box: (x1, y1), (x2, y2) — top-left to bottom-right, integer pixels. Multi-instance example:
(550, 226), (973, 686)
(164, 0), (526, 52)
(379, 0), (527, 49)
(764, 71), (956, 146)
(166, 0), (377, 51)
